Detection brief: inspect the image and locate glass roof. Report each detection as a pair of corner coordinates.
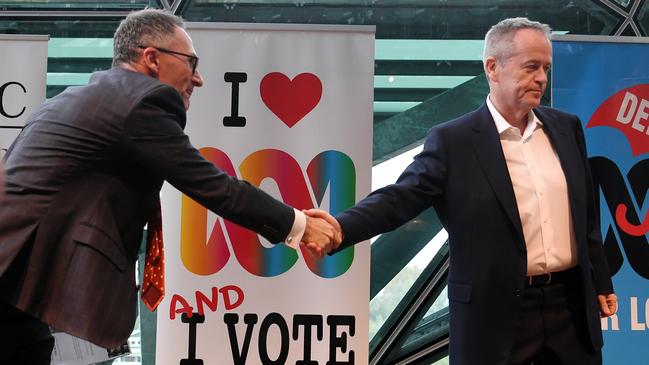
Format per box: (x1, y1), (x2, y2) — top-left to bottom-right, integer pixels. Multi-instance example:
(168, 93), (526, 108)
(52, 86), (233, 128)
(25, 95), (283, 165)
(0, 0), (152, 10)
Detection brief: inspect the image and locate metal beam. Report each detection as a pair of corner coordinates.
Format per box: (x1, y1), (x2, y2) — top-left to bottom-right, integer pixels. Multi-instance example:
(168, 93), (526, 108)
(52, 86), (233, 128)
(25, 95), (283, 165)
(370, 256), (449, 365)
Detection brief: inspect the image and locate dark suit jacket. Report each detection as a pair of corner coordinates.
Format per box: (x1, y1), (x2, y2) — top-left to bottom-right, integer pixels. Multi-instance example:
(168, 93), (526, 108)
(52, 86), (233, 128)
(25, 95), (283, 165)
(336, 104), (613, 365)
(0, 67), (295, 348)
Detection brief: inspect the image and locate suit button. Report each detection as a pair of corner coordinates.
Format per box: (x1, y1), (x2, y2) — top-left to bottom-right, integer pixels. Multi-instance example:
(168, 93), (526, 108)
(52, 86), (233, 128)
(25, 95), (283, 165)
(514, 289), (522, 297)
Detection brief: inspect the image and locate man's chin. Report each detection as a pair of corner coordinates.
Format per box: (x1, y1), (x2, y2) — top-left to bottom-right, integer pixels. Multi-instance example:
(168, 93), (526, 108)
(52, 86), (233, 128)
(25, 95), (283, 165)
(527, 97), (542, 108)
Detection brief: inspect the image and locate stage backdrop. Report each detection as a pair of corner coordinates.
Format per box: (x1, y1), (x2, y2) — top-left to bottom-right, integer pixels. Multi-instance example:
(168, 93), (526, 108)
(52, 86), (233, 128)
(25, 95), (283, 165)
(157, 23), (375, 364)
(0, 34), (48, 157)
(552, 35), (649, 364)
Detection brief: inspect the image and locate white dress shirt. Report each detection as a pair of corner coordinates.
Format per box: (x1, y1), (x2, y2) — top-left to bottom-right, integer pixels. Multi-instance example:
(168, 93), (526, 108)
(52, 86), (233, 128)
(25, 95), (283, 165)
(487, 96), (578, 275)
(285, 209), (306, 249)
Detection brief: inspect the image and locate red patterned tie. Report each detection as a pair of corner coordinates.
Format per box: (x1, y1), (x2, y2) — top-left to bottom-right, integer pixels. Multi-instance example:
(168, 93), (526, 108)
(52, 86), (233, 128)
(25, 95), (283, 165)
(142, 199), (165, 311)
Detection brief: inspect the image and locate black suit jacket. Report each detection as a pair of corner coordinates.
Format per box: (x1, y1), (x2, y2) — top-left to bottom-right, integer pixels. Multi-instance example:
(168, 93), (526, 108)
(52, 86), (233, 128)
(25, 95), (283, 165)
(0, 67), (295, 347)
(336, 104), (613, 365)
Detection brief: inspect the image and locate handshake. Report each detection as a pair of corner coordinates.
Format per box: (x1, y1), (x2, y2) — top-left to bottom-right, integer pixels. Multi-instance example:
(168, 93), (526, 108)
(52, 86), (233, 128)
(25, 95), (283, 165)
(300, 209), (343, 258)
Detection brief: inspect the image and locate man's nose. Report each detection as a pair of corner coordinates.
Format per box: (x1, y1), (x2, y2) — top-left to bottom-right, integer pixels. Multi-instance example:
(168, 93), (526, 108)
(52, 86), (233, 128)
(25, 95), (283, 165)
(536, 69), (548, 84)
(192, 69), (204, 87)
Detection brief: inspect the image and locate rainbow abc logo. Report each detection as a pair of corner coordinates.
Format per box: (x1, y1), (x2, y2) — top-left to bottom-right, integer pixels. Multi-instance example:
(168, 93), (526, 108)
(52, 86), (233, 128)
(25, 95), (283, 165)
(180, 147), (356, 279)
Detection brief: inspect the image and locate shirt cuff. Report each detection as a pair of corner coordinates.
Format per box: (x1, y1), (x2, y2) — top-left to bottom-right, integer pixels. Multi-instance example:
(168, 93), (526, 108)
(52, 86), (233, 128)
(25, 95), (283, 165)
(284, 208), (306, 249)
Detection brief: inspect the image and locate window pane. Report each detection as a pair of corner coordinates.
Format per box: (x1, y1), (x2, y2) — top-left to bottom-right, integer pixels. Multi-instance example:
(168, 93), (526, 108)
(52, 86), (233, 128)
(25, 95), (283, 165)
(181, 0), (622, 38)
(637, 1), (649, 36)
(0, 0), (150, 10)
(611, 0), (632, 8)
(0, 19), (123, 38)
(397, 283), (449, 355)
(370, 229), (448, 340)
(432, 355), (449, 365)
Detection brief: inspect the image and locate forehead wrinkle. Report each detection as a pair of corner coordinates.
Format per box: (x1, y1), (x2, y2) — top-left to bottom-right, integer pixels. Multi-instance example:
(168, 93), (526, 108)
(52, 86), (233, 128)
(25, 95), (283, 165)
(506, 46), (551, 65)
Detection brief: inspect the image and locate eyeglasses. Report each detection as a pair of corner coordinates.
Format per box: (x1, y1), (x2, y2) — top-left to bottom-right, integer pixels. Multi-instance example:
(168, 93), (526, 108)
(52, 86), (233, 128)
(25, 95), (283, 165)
(138, 45), (199, 75)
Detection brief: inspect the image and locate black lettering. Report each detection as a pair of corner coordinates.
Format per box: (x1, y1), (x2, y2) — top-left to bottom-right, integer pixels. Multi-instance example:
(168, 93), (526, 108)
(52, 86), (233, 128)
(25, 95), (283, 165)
(293, 314), (323, 365)
(223, 72), (247, 127)
(0, 81), (27, 119)
(224, 313), (258, 365)
(326, 315), (355, 365)
(259, 312), (289, 365)
(180, 312), (205, 365)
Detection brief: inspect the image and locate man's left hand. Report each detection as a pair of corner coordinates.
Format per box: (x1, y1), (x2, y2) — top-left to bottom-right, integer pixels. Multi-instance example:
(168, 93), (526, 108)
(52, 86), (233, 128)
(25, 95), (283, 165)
(301, 209), (343, 258)
(598, 293), (618, 318)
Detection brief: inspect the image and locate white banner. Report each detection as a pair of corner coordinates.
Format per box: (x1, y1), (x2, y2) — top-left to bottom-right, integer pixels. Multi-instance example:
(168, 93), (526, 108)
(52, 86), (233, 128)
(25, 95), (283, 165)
(0, 34), (48, 158)
(157, 23), (375, 364)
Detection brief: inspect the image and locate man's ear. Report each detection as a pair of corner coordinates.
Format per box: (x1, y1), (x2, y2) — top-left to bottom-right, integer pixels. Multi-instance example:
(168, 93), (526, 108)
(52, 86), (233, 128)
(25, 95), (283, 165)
(484, 56), (498, 83)
(141, 47), (160, 76)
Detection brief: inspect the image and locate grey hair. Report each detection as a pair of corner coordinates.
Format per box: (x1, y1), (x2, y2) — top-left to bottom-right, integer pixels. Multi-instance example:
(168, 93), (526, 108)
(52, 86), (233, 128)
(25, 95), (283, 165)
(483, 17), (551, 62)
(112, 9), (184, 67)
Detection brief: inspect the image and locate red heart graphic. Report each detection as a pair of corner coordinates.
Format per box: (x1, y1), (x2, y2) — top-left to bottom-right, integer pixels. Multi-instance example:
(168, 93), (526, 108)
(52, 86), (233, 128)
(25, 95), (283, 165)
(260, 72), (322, 128)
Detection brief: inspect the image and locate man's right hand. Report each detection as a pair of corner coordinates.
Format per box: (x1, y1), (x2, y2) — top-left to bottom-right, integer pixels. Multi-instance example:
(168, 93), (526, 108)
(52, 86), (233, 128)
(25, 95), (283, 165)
(301, 209), (343, 258)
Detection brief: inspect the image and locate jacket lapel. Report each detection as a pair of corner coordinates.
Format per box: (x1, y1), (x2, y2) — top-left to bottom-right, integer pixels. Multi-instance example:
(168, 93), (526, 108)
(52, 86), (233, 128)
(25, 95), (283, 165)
(469, 104), (526, 251)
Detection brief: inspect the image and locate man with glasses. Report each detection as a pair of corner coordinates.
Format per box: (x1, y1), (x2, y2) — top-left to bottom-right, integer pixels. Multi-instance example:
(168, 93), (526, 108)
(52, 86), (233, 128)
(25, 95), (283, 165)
(0, 9), (339, 362)
(138, 45), (199, 73)
(133, 44), (200, 109)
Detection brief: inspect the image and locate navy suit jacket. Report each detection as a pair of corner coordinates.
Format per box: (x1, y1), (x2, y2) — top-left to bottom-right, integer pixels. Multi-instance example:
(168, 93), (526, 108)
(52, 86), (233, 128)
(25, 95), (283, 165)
(336, 104), (613, 365)
(0, 68), (295, 347)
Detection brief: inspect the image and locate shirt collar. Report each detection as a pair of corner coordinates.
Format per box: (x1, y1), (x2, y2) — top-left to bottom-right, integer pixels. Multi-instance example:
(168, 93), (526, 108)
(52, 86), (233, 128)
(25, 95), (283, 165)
(486, 95), (543, 139)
